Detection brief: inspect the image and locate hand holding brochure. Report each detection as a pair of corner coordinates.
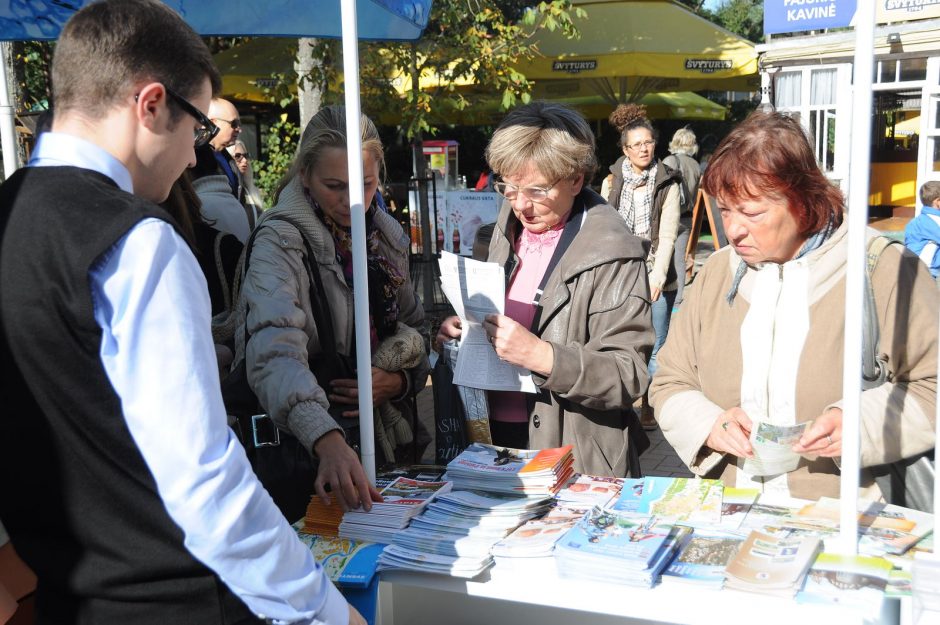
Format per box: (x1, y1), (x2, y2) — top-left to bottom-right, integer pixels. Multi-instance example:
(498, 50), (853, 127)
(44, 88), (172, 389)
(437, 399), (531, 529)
(438, 252), (537, 393)
(742, 420), (809, 477)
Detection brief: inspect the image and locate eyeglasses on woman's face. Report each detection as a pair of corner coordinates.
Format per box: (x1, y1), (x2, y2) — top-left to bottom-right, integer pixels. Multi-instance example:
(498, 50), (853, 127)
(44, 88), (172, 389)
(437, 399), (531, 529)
(493, 179), (560, 202)
(626, 139), (656, 152)
(232, 151), (250, 162)
(161, 85), (219, 148)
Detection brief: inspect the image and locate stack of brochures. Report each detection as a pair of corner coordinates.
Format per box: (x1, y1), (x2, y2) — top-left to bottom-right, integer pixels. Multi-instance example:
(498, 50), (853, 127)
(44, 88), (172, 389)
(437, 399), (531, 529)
(554, 474), (624, 510)
(292, 521), (385, 589)
(443, 443), (574, 495)
(338, 477), (452, 544)
(661, 530), (746, 588)
(302, 497), (345, 538)
(724, 530), (822, 597)
(490, 505), (585, 558)
(554, 506), (689, 587)
(377, 489), (554, 578)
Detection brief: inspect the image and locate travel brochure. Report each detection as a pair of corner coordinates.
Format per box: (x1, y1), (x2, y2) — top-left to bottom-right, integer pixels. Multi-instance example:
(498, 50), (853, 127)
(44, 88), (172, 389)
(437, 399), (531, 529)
(294, 461), (933, 610)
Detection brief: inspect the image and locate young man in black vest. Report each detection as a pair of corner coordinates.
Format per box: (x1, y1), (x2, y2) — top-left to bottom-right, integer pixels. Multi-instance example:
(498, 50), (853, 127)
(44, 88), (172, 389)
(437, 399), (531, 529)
(0, 2), (363, 624)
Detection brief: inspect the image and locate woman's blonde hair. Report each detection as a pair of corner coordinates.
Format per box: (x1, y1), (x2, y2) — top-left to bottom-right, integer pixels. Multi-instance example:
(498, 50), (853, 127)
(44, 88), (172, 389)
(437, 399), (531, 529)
(275, 105), (384, 202)
(668, 127), (698, 157)
(485, 101), (597, 182)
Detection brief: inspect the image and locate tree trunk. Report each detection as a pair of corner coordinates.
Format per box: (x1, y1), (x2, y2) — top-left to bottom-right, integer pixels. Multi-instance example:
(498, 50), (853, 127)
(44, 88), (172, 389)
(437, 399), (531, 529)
(295, 37), (323, 129)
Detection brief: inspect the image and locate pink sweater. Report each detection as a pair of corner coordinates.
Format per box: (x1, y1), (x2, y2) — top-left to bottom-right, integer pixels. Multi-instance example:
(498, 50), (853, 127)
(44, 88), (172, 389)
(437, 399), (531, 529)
(489, 225), (564, 423)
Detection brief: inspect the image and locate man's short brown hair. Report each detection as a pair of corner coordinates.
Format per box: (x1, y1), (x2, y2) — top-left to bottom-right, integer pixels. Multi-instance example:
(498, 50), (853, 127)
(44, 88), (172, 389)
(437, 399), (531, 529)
(920, 181), (940, 207)
(52, 0), (221, 120)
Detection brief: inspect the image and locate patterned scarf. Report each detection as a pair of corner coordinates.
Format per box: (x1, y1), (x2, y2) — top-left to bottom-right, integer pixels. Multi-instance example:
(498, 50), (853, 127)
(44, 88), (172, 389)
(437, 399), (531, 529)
(618, 160), (657, 240)
(725, 212), (839, 305)
(305, 188), (405, 350)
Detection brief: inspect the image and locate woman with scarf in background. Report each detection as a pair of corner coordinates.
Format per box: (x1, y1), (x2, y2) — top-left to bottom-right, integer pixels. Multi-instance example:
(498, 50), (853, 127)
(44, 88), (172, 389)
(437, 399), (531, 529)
(604, 104), (683, 428)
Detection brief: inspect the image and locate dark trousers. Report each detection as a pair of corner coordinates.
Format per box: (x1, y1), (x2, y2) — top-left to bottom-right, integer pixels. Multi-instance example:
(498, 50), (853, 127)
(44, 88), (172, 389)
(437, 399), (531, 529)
(489, 420), (529, 450)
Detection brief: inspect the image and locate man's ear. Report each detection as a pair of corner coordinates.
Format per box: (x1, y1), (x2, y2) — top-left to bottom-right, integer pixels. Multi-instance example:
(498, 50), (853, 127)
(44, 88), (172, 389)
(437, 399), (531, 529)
(134, 82), (167, 131)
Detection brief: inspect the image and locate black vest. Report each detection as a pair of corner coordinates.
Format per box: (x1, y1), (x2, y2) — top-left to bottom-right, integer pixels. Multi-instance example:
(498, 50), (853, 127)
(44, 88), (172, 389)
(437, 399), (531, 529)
(0, 167), (255, 624)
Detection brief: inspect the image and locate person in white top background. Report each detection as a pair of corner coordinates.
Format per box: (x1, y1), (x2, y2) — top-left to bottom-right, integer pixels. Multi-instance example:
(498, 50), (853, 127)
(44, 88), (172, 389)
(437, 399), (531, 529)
(0, 1), (362, 624)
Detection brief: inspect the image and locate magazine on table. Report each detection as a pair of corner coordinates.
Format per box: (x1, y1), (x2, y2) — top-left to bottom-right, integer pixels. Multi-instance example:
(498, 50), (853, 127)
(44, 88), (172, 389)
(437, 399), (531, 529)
(796, 497), (934, 556)
(718, 488), (760, 531)
(662, 530), (746, 588)
(555, 474), (624, 510)
(724, 529), (822, 597)
(555, 506), (676, 570)
(444, 443), (574, 494)
(491, 506), (586, 558)
(796, 552), (892, 613)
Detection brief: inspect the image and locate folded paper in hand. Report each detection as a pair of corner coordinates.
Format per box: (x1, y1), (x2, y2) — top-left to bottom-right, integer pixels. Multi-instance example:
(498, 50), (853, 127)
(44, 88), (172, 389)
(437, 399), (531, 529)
(438, 252), (537, 393)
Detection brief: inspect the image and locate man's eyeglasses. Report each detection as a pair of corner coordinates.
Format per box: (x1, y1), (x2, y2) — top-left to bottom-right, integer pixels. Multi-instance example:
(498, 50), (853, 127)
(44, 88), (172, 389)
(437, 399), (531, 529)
(232, 152), (250, 163)
(626, 139), (656, 152)
(162, 85), (219, 148)
(213, 117), (241, 130)
(493, 178), (560, 202)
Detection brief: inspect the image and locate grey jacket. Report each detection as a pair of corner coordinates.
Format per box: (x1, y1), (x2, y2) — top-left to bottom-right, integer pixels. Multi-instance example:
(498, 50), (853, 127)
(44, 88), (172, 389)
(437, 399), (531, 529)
(487, 188), (654, 476)
(235, 177), (428, 454)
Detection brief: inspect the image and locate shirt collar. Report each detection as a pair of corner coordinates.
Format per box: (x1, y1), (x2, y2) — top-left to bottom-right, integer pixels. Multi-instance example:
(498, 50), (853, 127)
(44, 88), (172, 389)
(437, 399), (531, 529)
(28, 132), (134, 194)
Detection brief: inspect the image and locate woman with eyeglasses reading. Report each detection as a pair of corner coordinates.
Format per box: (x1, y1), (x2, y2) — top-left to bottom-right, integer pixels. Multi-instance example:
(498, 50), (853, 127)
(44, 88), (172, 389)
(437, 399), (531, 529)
(605, 104), (683, 429)
(435, 102), (654, 478)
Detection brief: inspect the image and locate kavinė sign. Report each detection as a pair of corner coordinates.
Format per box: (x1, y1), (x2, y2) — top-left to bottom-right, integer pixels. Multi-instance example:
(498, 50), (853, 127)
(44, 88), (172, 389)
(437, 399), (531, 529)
(764, 0), (940, 36)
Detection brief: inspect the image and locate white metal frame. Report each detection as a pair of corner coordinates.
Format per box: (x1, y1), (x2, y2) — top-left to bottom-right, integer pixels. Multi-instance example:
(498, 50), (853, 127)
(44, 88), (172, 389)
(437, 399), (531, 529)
(915, 56), (940, 216)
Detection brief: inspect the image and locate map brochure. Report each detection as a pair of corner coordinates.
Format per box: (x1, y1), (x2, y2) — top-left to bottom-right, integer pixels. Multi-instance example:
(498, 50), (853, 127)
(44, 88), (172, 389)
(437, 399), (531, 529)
(293, 529), (384, 589)
(742, 420), (809, 477)
(796, 552), (892, 613)
(607, 476), (723, 524)
(724, 529), (822, 597)
(662, 530), (746, 588)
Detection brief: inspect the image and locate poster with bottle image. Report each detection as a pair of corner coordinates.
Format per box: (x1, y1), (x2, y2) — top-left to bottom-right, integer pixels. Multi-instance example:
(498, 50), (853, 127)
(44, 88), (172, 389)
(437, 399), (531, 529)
(444, 191), (501, 256)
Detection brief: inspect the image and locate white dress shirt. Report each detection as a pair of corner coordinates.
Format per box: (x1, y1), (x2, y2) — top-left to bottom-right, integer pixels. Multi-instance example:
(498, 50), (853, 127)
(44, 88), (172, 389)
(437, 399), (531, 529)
(28, 133), (348, 625)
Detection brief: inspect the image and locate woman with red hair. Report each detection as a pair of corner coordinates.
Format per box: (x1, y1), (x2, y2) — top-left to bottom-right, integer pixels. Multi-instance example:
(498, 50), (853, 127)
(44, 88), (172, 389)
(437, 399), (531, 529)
(650, 111), (937, 501)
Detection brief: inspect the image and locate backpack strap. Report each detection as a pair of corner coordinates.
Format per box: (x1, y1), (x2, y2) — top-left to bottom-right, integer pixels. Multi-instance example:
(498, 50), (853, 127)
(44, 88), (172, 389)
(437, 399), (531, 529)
(861, 235), (901, 388)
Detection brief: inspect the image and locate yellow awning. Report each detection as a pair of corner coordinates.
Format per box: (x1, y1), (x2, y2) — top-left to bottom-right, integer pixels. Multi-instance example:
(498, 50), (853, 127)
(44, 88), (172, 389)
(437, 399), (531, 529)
(515, 0), (758, 92)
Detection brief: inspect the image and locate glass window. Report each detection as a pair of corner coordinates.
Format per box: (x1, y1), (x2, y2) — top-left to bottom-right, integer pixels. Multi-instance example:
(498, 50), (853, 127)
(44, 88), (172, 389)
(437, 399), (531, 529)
(879, 59), (897, 84)
(934, 97), (940, 130)
(899, 57), (928, 82)
(933, 139), (940, 172)
(775, 71), (801, 108)
(810, 69), (837, 105)
(810, 109), (837, 172)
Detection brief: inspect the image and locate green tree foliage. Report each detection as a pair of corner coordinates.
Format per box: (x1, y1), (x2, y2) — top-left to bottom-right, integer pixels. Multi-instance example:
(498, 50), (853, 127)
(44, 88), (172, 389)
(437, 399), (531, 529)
(253, 114), (300, 205)
(284, 0), (585, 138)
(12, 41), (53, 112)
(699, 0), (764, 43)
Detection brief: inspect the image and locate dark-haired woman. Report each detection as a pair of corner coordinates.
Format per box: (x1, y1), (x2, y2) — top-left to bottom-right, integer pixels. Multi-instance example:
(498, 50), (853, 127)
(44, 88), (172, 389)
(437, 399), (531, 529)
(650, 111), (937, 501)
(605, 104), (683, 381)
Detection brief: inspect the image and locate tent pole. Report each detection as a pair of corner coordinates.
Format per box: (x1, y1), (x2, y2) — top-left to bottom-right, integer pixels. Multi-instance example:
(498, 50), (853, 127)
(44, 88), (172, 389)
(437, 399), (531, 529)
(0, 42), (19, 179)
(838, 0), (876, 555)
(340, 0), (376, 484)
